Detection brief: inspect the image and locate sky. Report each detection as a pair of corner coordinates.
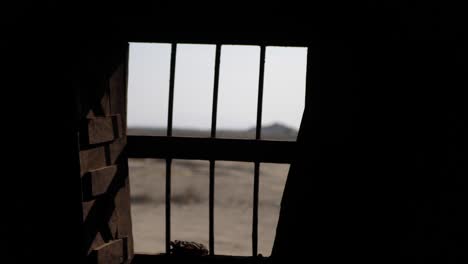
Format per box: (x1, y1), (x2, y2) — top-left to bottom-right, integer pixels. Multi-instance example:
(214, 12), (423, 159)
(127, 43), (307, 131)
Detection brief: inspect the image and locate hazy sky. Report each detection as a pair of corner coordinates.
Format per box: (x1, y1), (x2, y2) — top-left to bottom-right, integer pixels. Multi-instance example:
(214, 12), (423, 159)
(127, 43), (307, 131)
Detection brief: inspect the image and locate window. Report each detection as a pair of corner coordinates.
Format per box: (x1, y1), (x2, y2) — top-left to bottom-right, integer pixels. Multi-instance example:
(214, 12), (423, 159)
(127, 42), (307, 257)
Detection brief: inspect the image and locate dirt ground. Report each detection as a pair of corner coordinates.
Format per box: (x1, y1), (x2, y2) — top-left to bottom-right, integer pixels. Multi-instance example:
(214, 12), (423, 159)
(129, 158), (289, 256)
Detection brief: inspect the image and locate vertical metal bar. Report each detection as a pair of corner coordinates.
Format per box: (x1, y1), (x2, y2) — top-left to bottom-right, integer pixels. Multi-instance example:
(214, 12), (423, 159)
(211, 44), (221, 139)
(253, 162), (261, 256)
(166, 43), (177, 254)
(256, 45), (266, 141)
(208, 160), (215, 255)
(168, 44), (176, 138)
(165, 159), (172, 254)
(209, 44), (222, 255)
(253, 45), (266, 257)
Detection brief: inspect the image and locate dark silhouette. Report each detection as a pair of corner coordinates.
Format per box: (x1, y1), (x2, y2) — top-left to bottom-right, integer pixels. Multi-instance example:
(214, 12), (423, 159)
(3, 2), (466, 264)
(272, 17), (467, 264)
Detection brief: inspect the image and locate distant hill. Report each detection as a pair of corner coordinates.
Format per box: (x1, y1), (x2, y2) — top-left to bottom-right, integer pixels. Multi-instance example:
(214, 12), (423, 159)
(128, 122), (297, 141)
(247, 122), (298, 140)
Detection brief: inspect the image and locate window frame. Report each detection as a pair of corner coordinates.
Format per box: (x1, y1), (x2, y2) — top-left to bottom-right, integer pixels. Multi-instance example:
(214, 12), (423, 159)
(126, 42), (306, 258)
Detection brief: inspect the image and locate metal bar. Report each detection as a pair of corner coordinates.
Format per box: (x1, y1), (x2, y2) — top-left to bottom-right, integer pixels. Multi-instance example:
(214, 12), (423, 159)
(165, 43), (177, 254)
(127, 32), (310, 47)
(165, 158), (172, 254)
(209, 160), (215, 255)
(133, 253), (271, 263)
(209, 44), (222, 255)
(211, 44), (221, 139)
(127, 136), (297, 164)
(252, 162), (260, 256)
(168, 43), (177, 137)
(253, 45), (266, 257)
(256, 45), (266, 140)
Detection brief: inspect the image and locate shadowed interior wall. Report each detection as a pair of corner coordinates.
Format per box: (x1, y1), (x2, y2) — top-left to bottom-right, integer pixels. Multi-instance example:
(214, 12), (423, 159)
(76, 41), (134, 263)
(272, 28), (466, 264)
(2, 39), (134, 263)
(2, 2), (466, 264)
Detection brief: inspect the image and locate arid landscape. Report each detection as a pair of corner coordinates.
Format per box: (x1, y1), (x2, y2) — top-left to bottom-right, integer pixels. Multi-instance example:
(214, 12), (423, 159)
(128, 124), (295, 256)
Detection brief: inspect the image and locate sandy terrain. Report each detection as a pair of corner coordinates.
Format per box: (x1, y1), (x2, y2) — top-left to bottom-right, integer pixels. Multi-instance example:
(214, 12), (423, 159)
(129, 158), (289, 256)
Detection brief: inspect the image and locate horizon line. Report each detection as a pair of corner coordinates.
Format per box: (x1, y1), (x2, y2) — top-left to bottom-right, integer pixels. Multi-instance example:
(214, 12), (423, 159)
(127, 122), (298, 132)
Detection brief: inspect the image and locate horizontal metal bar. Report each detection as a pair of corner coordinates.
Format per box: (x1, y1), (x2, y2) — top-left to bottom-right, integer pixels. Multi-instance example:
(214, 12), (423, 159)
(128, 34), (309, 47)
(133, 253), (269, 264)
(127, 136), (296, 163)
